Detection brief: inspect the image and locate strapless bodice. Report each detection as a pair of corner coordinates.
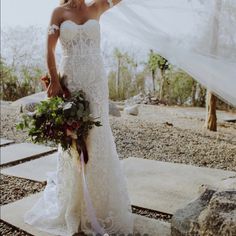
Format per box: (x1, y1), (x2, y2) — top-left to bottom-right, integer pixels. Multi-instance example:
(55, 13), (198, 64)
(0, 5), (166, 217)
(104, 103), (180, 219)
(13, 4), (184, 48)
(59, 19), (101, 57)
(58, 19), (107, 102)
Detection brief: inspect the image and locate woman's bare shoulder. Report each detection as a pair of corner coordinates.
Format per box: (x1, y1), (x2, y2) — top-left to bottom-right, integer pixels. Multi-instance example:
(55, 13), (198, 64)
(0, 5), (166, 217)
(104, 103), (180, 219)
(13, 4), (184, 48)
(49, 6), (68, 23)
(51, 6), (66, 15)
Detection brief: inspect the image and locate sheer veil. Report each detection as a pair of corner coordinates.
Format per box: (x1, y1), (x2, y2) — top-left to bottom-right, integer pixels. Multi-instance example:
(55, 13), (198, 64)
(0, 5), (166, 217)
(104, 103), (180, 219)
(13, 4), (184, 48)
(99, 0), (236, 106)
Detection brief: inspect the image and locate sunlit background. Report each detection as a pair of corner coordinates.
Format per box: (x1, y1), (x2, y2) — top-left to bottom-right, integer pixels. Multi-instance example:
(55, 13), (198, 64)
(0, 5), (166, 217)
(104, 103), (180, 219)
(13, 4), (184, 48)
(1, 0), (58, 27)
(2, 0), (234, 109)
(1, 0), (147, 68)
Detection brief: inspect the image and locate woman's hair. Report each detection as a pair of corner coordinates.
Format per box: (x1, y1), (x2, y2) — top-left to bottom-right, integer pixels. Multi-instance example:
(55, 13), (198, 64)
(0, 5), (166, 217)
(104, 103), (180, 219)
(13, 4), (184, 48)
(60, 0), (70, 5)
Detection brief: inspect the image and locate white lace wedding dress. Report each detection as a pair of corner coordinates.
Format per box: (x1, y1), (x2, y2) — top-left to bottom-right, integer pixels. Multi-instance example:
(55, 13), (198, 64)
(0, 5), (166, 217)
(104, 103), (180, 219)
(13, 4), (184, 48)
(24, 18), (134, 236)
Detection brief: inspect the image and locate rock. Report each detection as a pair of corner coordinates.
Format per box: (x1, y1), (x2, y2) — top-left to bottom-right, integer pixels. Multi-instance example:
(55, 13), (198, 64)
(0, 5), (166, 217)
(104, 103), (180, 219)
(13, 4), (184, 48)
(124, 104), (139, 116)
(217, 176), (236, 191)
(116, 105), (124, 111)
(171, 188), (236, 236)
(24, 102), (38, 112)
(125, 92), (154, 105)
(198, 176), (236, 194)
(163, 122), (174, 127)
(109, 101), (121, 117)
(125, 93), (144, 105)
(11, 92), (47, 112)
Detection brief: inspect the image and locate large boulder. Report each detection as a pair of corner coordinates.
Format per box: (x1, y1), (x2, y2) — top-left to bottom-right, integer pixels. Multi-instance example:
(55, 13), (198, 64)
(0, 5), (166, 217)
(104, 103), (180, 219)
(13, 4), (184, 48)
(11, 93), (123, 117)
(171, 178), (236, 236)
(124, 104), (139, 116)
(109, 101), (121, 117)
(11, 92), (47, 112)
(125, 92), (153, 105)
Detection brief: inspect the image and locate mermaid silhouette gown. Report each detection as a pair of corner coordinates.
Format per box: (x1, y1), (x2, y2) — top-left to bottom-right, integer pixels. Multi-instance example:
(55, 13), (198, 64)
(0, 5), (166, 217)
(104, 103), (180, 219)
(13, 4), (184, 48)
(24, 17), (134, 236)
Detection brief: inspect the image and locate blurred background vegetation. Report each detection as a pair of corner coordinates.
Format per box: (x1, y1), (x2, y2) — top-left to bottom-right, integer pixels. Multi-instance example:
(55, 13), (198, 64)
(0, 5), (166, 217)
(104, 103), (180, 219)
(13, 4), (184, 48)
(107, 48), (207, 107)
(0, 27), (231, 110)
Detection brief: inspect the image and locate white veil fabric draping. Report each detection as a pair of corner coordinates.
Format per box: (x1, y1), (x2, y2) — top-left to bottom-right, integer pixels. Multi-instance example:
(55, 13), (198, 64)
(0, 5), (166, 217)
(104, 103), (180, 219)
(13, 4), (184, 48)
(98, 0), (236, 106)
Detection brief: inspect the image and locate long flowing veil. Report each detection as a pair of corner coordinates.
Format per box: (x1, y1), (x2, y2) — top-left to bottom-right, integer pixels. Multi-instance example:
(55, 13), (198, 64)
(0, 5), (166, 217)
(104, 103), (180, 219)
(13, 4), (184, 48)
(99, 0), (236, 106)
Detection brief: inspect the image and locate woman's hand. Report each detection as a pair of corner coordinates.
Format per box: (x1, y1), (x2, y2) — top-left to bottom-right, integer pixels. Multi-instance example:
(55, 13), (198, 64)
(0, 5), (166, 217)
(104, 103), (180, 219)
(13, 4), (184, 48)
(47, 80), (64, 98)
(96, 0), (122, 16)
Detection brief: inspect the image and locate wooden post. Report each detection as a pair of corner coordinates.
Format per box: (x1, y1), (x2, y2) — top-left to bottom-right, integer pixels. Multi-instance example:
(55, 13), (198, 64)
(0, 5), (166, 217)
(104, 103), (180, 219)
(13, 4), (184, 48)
(206, 92), (217, 131)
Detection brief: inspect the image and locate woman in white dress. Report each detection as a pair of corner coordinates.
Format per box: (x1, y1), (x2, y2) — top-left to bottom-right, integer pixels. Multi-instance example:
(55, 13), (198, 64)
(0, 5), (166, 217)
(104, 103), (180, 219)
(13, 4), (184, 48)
(24, 0), (134, 235)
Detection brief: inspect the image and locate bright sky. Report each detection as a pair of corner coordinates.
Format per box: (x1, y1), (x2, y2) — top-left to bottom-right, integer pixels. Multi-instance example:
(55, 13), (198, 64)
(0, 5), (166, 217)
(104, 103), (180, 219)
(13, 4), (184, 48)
(1, 0), (59, 27)
(1, 0), (203, 64)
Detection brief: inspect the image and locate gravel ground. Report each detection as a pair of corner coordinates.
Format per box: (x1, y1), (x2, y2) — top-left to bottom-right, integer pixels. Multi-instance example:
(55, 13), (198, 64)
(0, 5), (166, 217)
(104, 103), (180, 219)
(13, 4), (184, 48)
(0, 220), (32, 236)
(0, 174), (46, 206)
(132, 206), (172, 222)
(0, 174), (170, 235)
(110, 117), (236, 171)
(1, 103), (236, 171)
(0, 174), (45, 236)
(0, 102), (235, 235)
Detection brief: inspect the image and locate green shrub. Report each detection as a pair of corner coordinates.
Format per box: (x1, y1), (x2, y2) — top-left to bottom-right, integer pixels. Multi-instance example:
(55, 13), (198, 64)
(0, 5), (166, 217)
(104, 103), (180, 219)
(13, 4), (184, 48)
(0, 59), (43, 101)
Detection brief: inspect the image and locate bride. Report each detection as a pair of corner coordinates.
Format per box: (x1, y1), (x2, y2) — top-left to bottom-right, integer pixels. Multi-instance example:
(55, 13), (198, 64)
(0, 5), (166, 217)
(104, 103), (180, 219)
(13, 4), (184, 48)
(24, 0), (134, 235)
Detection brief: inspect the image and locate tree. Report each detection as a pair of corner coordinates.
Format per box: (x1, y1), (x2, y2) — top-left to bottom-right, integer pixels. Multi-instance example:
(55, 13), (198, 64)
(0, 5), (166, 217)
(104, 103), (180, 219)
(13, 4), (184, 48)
(147, 49), (159, 92)
(114, 48), (122, 97)
(147, 50), (169, 99)
(112, 48), (137, 100)
(158, 56), (169, 101)
(206, 91), (217, 131)
(1, 26), (46, 74)
(0, 58), (43, 101)
(191, 80), (197, 106)
(205, 0), (222, 132)
(168, 70), (195, 105)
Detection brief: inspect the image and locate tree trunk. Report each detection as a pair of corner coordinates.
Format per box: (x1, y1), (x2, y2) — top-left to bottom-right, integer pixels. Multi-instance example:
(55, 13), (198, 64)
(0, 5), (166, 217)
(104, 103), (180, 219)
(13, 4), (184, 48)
(198, 85), (206, 107)
(205, 0), (221, 131)
(152, 69), (155, 92)
(159, 69), (165, 100)
(191, 80), (197, 106)
(206, 92), (217, 131)
(116, 58), (121, 97)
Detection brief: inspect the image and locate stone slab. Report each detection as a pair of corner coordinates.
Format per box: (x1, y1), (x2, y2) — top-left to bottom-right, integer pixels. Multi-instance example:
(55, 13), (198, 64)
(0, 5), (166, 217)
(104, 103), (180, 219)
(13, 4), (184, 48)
(1, 193), (170, 236)
(0, 138), (15, 146)
(123, 157), (235, 214)
(1, 193), (53, 236)
(0, 143), (56, 166)
(1, 153), (58, 181)
(134, 214), (170, 236)
(11, 92), (47, 107)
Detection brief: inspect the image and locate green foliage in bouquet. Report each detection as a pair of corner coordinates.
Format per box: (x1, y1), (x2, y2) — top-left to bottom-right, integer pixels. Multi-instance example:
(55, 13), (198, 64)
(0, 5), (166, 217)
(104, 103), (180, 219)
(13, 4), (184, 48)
(16, 90), (102, 151)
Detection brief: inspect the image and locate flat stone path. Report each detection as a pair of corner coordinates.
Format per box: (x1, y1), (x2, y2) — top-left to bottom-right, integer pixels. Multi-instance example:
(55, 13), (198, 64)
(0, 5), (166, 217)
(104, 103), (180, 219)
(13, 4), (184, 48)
(0, 143), (56, 166)
(1, 193), (53, 236)
(0, 138), (14, 146)
(1, 153), (57, 181)
(123, 157), (235, 214)
(1, 193), (170, 236)
(1, 139), (235, 235)
(2, 153), (234, 216)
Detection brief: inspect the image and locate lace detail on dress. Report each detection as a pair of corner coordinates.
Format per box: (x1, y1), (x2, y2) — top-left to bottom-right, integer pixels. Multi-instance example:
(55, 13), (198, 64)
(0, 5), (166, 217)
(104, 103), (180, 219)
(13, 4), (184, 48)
(48, 24), (60, 35)
(24, 19), (134, 236)
(59, 20), (100, 57)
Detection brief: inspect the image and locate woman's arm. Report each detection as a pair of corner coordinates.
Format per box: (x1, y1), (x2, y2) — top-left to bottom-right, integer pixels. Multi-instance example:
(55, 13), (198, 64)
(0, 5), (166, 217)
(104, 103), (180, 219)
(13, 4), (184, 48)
(46, 7), (64, 97)
(95, 0), (122, 16)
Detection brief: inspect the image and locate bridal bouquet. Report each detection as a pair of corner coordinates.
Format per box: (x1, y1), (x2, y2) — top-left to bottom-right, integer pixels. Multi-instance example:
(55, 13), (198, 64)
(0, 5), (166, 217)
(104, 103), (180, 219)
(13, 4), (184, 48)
(16, 74), (102, 164)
